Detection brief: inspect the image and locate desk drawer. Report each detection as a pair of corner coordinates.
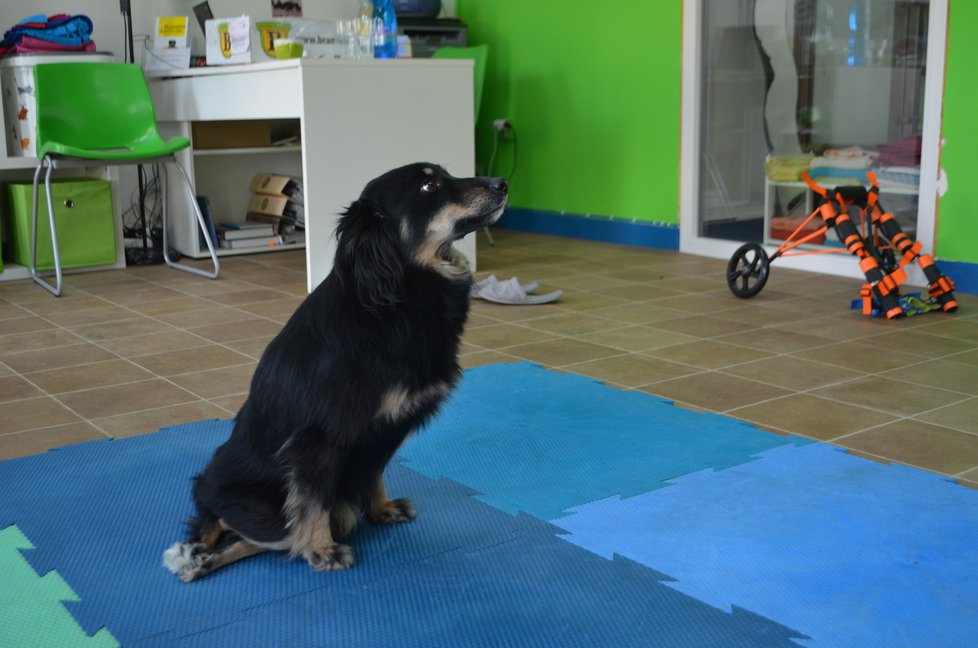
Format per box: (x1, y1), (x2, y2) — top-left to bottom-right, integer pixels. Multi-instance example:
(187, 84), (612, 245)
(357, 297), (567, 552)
(5, 179), (116, 270)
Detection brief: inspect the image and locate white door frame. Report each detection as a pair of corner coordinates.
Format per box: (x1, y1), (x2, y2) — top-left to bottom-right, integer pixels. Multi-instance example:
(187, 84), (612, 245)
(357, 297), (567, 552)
(679, 0), (948, 286)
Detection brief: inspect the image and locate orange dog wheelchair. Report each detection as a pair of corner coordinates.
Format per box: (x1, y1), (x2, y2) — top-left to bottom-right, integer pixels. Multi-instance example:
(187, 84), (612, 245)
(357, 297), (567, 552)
(726, 171), (957, 319)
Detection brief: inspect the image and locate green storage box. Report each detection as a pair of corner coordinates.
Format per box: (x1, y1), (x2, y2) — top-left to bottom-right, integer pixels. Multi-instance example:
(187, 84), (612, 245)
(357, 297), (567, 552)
(6, 178), (116, 271)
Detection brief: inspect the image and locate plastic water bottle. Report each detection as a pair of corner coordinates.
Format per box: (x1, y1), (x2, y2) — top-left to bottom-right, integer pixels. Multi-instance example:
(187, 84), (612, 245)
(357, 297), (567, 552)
(356, 0), (373, 59)
(373, 0), (398, 59)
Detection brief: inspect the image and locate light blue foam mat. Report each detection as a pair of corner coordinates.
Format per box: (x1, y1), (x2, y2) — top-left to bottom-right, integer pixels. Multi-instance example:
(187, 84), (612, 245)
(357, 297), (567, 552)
(400, 362), (809, 520)
(0, 417), (804, 647)
(556, 442), (978, 647)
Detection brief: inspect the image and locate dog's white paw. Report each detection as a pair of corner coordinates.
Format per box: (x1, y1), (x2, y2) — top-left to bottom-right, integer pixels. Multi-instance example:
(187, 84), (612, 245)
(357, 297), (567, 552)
(162, 542), (195, 574)
(163, 542), (211, 582)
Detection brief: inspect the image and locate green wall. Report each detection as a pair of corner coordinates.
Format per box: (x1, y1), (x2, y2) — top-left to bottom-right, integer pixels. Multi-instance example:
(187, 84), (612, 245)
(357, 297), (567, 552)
(457, 1), (682, 223)
(459, 1), (976, 264)
(937, 0), (978, 264)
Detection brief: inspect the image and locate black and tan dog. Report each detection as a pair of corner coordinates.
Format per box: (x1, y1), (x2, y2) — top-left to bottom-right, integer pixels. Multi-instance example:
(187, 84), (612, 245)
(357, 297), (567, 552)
(164, 163), (508, 581)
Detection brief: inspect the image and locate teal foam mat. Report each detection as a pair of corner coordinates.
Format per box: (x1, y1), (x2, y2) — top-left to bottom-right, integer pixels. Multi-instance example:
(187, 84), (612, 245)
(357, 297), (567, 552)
(400, 362), (808, 520)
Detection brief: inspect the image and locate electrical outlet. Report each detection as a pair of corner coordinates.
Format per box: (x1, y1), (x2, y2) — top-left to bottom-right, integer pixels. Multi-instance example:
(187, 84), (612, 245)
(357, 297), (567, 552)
(492, 118), (513, 142)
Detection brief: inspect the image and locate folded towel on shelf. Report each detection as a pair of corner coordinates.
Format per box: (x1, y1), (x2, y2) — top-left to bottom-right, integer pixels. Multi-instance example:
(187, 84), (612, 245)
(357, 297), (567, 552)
(0, 14), (96, 58)
(764, 155), (813, 182)
(875, 166), (920, 189)
(809, 152), (871, 185)
(13, 34), (95, 53)
(822, 146), (878, 161)
(808, 168), (869, 184)
(810, 155), (871, 170)
(878, 136), (921, 167)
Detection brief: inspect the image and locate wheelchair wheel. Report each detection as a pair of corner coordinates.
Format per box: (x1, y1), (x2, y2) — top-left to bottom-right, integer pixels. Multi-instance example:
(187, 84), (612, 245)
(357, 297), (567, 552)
(727, 243), (770, 298)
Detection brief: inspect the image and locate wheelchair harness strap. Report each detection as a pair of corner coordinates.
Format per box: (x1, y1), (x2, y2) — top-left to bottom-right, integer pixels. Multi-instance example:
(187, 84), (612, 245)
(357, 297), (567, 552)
(801, 171), (957, 319)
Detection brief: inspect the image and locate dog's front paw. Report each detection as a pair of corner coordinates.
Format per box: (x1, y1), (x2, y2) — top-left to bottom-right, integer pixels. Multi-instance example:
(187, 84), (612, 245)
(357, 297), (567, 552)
(368, 497), (416, 525)
(306, 543), (354, 571)
(163, 542), (207, 582)
(165, 544), (216, 582)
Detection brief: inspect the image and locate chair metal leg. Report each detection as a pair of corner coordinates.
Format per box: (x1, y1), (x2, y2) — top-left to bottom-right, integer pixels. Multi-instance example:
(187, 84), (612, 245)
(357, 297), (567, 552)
(30, 157), (63, 296)
(161, 160), (220, 280)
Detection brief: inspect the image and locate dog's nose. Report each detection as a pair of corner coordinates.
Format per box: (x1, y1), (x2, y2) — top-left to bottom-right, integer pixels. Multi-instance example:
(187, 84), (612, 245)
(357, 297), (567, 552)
(489, 177), (508, 194)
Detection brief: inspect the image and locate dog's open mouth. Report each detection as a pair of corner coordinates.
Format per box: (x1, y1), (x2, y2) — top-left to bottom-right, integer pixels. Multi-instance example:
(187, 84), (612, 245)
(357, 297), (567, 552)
(438, 241), (456, 262)
(438, 204), (505, 262)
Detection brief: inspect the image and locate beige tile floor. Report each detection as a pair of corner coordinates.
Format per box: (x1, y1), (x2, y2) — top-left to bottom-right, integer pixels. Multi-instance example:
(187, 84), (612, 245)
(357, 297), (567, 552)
(2, 229), (978, 488)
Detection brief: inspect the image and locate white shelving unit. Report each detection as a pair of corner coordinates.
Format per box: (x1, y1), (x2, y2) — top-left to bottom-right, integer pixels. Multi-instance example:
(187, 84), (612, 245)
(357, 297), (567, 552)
(182, 136), (306, 259)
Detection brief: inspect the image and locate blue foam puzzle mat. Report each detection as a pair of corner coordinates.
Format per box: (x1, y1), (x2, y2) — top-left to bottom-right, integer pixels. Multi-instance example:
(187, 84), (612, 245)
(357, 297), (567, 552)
(400, 362), (809, 520)
(155, 526), (804, 648)
(0, 421), (542, 643)
(557, 442), (978, 647)
(6, 361), (971, 646)
(0, 416), (802, 647)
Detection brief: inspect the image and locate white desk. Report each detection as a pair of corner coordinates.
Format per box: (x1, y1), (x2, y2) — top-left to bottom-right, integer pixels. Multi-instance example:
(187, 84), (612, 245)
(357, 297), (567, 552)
(147, 58), (475, 292)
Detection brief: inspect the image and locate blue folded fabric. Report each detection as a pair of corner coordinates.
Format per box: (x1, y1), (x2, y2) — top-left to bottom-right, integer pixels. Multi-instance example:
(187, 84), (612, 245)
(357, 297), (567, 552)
(2, 14), (93, 48)
(808, 167), (868, 182)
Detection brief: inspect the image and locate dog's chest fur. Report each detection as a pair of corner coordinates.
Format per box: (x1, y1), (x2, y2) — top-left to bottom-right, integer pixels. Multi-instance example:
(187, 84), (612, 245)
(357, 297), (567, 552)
(260, 266), (471, 444)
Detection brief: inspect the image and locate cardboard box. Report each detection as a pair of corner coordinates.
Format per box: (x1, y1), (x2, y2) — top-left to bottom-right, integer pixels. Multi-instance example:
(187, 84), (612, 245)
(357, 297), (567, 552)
(250, 174), (303, 202)
(248, 193), (290, 218)
(192, 120), (271, 149)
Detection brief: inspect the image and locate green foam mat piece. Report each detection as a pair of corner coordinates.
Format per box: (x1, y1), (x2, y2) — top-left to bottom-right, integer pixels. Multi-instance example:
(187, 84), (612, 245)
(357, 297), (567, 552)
(0, 525), (118, 648)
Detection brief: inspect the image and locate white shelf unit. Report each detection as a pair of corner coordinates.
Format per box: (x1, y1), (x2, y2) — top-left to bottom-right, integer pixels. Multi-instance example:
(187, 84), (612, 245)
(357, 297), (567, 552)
(154, 117), (307, 261)
(188, 133), (305, 258)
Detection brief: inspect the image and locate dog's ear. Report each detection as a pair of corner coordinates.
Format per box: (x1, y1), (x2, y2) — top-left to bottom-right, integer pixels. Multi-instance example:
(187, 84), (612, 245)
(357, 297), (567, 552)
(335, 199), (405, 311)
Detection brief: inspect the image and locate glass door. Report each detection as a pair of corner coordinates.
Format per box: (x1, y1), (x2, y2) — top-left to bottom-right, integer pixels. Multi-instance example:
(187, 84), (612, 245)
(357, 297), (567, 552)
(680, 0), (947, 280)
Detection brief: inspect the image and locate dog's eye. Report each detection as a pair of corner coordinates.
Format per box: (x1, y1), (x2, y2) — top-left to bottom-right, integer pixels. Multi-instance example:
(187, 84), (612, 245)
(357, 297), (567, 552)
(421, 178), (440, 193)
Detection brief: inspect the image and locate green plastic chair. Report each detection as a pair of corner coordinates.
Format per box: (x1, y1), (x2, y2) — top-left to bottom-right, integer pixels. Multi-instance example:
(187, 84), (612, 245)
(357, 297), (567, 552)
(31, 62), (219, 296)
(432, 44), (488, 121)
